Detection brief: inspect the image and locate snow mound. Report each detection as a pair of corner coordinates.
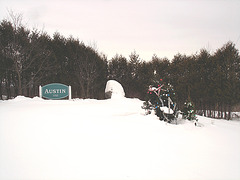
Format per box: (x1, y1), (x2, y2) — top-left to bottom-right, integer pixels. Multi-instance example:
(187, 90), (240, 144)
(12, 96), (31, 101)
(160, 106), (174, 114)
(105, 80), (125, 99)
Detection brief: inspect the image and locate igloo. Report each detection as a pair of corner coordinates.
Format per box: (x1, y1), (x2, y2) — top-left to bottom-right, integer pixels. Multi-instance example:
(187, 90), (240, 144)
(105, 80), (125, 99)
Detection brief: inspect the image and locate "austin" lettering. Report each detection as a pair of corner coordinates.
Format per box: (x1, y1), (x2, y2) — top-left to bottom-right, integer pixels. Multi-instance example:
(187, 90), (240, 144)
(44, 89), (66, 94)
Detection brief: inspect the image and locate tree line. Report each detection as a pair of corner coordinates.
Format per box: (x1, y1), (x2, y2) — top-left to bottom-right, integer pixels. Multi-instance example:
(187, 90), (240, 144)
(0, 15), (239, 119)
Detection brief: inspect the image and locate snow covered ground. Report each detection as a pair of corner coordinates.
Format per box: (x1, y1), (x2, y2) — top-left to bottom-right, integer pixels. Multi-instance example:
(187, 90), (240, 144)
(0, 96), (240, 180)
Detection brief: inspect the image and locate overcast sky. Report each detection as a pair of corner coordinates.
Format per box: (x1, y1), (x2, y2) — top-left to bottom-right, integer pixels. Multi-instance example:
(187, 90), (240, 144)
(0, 0), (239, 60)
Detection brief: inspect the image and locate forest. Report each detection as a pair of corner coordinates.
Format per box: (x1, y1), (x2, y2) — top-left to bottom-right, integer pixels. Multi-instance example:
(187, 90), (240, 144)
(0, 15), (240, 120)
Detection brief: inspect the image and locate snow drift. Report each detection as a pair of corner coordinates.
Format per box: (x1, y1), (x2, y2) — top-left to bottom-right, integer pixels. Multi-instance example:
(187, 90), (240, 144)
(0, 96), (240, 180)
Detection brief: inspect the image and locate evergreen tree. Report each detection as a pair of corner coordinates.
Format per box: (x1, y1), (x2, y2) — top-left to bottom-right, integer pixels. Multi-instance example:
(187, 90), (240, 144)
(212, 42), (240, 119)
(108, 54), (129, 84)
(194, 49), (212, 117)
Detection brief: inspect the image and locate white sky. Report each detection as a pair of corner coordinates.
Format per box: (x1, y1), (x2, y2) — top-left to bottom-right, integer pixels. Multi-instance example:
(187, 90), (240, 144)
(0, 0), (239, 61)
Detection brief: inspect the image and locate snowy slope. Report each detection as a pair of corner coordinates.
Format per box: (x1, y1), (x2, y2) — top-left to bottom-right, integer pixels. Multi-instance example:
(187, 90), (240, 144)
(0, 96), (240, 180)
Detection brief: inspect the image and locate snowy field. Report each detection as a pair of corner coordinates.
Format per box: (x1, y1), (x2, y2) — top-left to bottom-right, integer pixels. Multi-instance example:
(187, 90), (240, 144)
(0, 96), (240, 180)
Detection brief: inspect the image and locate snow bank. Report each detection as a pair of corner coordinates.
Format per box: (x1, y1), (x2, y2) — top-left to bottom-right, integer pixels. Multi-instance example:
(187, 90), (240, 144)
(0, 96), (240, 180)
(105, 80), (125, 99)
(160, 106), (174, 114)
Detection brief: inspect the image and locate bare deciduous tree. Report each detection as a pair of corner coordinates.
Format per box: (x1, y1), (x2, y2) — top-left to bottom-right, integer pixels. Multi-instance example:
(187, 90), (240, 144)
(2, 11), (51, 96)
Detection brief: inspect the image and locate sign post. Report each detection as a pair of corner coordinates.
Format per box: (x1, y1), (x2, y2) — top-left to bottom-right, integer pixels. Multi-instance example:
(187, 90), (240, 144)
(39, 85), (42, 98)
(69, 85), (72, 100)
(39, 83), (71, 100)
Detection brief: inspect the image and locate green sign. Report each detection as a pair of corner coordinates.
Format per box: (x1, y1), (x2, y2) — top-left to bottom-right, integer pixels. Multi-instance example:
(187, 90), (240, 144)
(42, 83), (69, 99)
